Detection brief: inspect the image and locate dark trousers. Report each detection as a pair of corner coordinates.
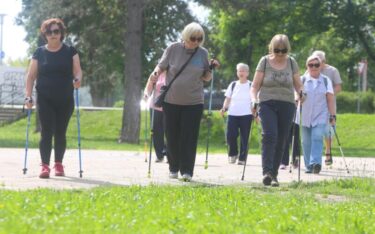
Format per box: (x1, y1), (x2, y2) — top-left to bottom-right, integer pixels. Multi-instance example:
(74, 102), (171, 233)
(163, 102), (203, 176)
(227, 115), (253, 161)
(150, 109), (167, 159)
(259, 100), (295, 177)
(37, 94), (74, 165)
(281, 123), (301, 165)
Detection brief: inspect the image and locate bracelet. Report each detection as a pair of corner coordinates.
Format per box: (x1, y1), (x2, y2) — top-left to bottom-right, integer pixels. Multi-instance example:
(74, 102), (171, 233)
(222, 107), (227, 112)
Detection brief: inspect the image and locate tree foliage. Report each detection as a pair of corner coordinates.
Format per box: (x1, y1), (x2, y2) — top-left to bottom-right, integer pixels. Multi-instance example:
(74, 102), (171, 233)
(197, 0), (375, 91)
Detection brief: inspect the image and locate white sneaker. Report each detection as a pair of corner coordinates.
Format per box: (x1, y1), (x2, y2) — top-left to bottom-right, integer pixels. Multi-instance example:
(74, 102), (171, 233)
(228, 156), (237, 164)
(169, 172), (178, 179)
(181, 173), (192, 182)
(279, 164), (287, 170)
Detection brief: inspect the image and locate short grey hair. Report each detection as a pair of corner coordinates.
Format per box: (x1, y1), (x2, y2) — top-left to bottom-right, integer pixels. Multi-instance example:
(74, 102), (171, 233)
(312, 50), (326, 63)
(306, 55), (321, 66)
(181, 22), (205, 46)
(236, 63), (249, 71)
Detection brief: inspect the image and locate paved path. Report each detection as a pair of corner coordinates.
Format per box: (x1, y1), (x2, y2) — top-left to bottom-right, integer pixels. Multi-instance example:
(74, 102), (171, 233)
(1, 148), (374, 190)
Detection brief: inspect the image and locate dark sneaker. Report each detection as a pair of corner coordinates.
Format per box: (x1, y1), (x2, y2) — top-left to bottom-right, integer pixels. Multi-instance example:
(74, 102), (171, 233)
(54, 162), (65, 176)
(271, 177), (279, 187)
(305, 169), (312, 174)
(237, 160), (245, 165)
(325, 154), (333, 166)
(313, 164), (321, 174)
(169, 171), (178, 179)
(155, 157), (164, 163)
(39, 164), (50, 179)
(181, 173), (192, 182)
(262, 173), (272, 186)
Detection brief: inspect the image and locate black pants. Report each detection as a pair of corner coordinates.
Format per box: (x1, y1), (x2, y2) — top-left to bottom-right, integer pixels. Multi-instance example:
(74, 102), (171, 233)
(281, 123), (301, 165)
(150, 109), (167, 159)
(227, 115), (253, 161)
(163, 102), (203, 176)
(259, 100), (295, 177)
(37, 93), (74, 165)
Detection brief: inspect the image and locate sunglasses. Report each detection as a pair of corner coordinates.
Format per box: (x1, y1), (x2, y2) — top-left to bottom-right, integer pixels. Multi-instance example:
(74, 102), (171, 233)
(46, 29), (61, 36)
(308, 63), (320, 68)
(190, 36), (203, 42)
(273, 48), (288, 54)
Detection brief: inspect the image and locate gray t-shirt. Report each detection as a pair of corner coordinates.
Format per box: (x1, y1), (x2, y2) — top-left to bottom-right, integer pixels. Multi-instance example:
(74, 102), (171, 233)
(255, 55), (299, 104)
(158, 42), (210, 105)
(321, 65), (342, 86)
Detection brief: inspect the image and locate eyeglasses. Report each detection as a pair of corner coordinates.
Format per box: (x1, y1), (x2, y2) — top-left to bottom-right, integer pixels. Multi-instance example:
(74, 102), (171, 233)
(190, 36), (203, 42)
(308, 63), (320, 68)
(46, 29), (61, 36)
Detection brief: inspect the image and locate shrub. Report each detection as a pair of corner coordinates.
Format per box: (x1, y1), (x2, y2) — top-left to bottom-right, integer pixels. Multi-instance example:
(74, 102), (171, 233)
(336, 91), (374, 113)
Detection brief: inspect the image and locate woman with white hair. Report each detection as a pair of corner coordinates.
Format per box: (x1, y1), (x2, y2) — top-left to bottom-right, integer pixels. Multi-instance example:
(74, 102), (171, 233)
(300, 55), (336, 174)
(149, 22), (219, 182)
(220, 63), (253, 165)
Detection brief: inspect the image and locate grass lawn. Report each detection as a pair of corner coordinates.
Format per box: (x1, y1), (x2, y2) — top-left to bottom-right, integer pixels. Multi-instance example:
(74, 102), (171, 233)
(0, 110), (374, 157)
(0, 178), (374, 233)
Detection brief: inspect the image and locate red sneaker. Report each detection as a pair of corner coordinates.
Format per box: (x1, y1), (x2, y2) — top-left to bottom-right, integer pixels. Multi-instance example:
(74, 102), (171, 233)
(39, 164), (50, 179)
(54, 162), (65, 176)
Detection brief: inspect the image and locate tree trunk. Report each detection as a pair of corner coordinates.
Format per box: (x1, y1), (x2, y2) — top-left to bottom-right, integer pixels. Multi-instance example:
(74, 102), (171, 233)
(119, 0), (144, 143)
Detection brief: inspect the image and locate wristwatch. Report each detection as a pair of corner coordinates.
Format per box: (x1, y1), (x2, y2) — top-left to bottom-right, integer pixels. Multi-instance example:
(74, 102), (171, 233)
(24, 97), (33, 103)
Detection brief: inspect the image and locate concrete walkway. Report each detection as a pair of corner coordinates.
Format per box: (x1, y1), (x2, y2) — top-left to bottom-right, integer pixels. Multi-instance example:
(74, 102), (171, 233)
(0, 148), (374, 190)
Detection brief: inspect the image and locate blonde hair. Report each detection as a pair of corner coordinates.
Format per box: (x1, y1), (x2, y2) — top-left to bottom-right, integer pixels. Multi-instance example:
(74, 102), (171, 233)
(312, 50), (326, 63)
(236, 63), (249, 71)
(268, 34), (291, 54)
(306, 55), (321, 66)
(181, 22), (205, 46)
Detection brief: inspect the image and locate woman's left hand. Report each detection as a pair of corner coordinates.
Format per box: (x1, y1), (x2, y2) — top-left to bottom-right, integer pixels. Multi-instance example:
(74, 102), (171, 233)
(73, 78), (81, 89)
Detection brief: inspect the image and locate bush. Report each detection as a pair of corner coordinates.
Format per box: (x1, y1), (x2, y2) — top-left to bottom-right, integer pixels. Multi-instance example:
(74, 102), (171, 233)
(113, 100), (124, 108)
(336, 91), (374, 113)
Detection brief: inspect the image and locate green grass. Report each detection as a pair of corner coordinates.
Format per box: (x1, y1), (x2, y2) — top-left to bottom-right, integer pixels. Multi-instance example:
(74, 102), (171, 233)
(0, 110), (374, 156)
(0, 178), (374, 233)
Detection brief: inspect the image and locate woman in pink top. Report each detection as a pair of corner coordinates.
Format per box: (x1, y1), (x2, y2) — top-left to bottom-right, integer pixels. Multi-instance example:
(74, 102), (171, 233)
(144, 72), (167, 162)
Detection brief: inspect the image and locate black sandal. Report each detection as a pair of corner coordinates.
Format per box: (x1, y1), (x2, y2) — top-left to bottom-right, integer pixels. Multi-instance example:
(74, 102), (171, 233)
(325, 153), (333, 166)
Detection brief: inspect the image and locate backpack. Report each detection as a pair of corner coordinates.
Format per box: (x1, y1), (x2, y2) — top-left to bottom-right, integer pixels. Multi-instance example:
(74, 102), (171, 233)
(229, 80), (251, 97)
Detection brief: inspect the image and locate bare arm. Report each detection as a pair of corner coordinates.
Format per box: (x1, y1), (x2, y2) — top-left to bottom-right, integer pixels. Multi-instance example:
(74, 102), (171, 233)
(250, 70), (264, 102)
(334, 84), (342, 94)
(73, 54), (83, 88)
(24, 59), (38, 109)
(220, 97), (231, 116)
(327, 93), (336, 125)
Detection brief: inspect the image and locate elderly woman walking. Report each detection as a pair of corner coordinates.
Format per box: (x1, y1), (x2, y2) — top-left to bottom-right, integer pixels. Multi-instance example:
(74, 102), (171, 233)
(250, 34), (304, 186)
(301, 55), (336, 174)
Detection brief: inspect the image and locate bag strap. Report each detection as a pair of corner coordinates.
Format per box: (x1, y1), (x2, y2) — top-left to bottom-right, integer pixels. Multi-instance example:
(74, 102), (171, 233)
(164, 47), (198, 92)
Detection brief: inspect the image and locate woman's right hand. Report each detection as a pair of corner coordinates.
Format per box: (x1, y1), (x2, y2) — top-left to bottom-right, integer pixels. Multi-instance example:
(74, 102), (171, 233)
(220, 108), (226, 117)
(24, 97), (33, 109)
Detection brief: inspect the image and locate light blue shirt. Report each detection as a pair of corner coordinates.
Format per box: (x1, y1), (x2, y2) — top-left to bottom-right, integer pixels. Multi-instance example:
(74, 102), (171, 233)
(301, 74), (334, 127)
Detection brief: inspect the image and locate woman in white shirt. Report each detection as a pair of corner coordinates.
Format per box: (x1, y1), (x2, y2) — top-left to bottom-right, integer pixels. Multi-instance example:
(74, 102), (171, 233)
(220, 63), (253, 165)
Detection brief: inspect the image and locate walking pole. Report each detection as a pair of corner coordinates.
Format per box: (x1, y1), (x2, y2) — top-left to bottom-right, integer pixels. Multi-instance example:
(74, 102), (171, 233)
(289, 101), (300, 174)
(147, 108), (155, 178)
(204, 68), (215, 169)
(332, 125), (350, 174)
(241, 117), (254, 181)
(144, 105), (148, 162)
(222, 115), (229, 155)
(23, 109), (32, 174)
(75, 88), (83, 178)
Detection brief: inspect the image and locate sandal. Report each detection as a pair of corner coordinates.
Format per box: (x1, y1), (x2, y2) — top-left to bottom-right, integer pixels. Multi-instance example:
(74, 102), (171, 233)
(325, 153), (333, 166)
